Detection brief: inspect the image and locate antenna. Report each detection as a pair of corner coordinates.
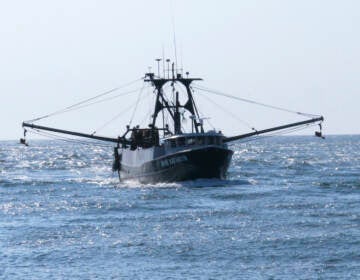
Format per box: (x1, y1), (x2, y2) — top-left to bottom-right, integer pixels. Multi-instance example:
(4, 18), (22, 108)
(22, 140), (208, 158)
(170, 0), (178, 74)
(155, 58), (161, 77)
(172, 62), (175, 80)
(162, 45), (165, 78)
(166, 59), (170, 79)
(180, 42), (183, 75)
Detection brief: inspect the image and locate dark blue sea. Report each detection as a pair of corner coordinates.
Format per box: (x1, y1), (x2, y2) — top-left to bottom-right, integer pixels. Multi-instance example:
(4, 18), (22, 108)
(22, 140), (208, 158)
(1, 136), (359, 279)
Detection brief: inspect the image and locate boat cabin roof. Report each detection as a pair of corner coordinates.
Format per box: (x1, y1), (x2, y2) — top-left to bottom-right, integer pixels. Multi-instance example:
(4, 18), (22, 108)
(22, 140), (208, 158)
(161, 131), (225, 148)
(163, 131), (223, 141)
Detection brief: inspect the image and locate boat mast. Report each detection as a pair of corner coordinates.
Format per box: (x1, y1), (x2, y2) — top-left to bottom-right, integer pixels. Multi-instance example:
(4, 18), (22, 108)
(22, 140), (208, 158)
(144, 60), (203, 135)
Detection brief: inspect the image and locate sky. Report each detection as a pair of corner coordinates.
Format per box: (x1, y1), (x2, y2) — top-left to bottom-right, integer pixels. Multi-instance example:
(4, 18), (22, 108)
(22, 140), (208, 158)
(1, 0), (359, 140)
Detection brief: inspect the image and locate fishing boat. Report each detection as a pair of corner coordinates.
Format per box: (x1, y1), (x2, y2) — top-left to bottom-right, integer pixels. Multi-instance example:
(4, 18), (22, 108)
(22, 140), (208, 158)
(22, 60), (324, 183)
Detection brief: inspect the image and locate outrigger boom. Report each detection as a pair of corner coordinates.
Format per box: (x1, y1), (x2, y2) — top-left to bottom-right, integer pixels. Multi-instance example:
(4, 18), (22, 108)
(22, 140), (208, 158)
(223, 116), (324, 143)
(22, 122), (122, 143)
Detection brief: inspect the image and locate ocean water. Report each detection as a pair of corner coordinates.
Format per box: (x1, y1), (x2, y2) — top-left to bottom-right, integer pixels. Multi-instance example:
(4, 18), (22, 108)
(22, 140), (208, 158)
(1, 135), (359, 279)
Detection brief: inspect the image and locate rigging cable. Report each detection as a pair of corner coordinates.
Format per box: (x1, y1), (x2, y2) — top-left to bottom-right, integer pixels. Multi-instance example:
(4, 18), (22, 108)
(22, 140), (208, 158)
(27, 77), (144, 123)
(180, 85), (216, 131)
(192, 84), (321, 119)
(128, 84), (147, 127)
(41, 88), (142, 118)
(230, 123), (319, 144)
(138, 90), (157, 127)
(28, 129), (114, 148)
(196, 90), (257, 131)
(93, 85), (152, 135)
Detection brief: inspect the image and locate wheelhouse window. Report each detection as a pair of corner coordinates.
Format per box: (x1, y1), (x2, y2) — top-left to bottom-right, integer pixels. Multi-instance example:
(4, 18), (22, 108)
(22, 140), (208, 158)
(197, 137), (205, 145)
(177, 137), (185, 146)
(215, 136), (222, 145)
(170, 139), (176, 148)
(186, 137), (196, 145)
(166, 135), (223, 148)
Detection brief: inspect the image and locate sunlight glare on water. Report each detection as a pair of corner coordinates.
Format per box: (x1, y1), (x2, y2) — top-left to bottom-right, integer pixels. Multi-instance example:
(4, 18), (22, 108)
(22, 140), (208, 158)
(0, 136), (359, 279)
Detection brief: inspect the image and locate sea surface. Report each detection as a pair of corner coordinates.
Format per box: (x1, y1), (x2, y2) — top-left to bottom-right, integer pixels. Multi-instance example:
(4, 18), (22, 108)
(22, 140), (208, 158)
(1, 135), (359, 279)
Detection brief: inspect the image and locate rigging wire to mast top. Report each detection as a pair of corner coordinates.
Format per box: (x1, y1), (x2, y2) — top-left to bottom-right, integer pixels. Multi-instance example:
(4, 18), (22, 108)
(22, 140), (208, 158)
(192, 84), (322, 119)
(26, 77), (144, 123)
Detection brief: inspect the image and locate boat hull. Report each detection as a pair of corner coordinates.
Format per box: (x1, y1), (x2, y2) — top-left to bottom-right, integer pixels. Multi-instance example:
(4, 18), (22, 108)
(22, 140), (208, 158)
(119, 146), (233, 183)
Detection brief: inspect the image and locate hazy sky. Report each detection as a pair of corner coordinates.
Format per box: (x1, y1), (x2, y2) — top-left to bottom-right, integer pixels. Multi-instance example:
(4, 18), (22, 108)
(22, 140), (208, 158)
(1, 0), (359, 140)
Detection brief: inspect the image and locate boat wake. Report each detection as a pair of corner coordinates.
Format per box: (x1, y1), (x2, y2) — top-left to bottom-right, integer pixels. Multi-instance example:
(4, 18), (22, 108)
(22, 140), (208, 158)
(115, 180), (182, 189)
(115, 177), (252, 189)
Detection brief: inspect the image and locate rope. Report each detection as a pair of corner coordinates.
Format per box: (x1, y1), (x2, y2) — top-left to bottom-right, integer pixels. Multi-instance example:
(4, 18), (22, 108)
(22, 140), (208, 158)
(193, 84), (320, 118)
(27, 77), (144, 122)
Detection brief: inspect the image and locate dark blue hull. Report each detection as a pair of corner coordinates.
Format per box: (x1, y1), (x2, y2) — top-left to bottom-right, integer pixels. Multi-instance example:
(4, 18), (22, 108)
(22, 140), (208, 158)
(119, 146), (233, 183)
